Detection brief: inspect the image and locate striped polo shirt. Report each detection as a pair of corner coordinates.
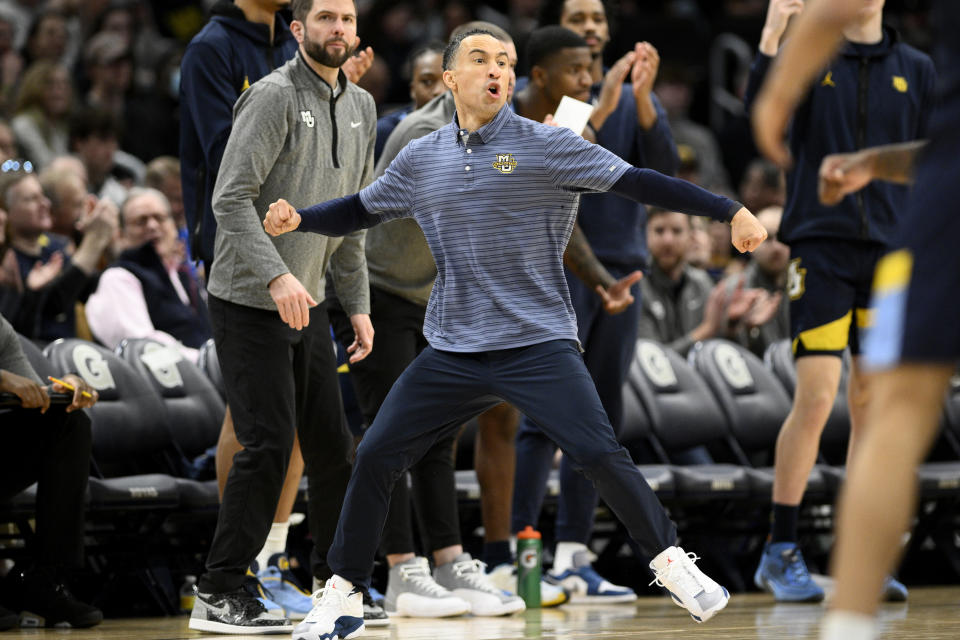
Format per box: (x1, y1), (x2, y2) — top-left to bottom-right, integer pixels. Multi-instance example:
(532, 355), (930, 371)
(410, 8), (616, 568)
(359, 104), (632, 352)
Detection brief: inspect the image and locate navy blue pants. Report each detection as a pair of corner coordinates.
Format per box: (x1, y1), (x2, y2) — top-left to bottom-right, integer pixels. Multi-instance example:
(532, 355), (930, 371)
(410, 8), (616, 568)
(512, 266), (641, 545)
(327, 339), (676, 589)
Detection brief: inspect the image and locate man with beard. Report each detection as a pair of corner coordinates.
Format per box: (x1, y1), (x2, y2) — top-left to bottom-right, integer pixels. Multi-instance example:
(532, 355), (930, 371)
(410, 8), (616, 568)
(188, 0), (375, 633)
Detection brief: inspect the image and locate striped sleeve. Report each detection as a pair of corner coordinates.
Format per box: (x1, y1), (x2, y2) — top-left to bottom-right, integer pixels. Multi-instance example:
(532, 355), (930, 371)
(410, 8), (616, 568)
(543, 125), (631, 193)
(358, 142), (416, 221)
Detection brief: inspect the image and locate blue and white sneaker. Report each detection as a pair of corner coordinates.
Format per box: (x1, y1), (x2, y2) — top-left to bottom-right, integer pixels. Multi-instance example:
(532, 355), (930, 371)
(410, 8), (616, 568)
(257, 554), (313, 620)
(293, 576), (364, 640)
(547, 550), (636, 604)
(649, 546), (729, 623)
(753, 541), (825, 602)
(882, 575), (908, 602)
(244, 570), (285, 617)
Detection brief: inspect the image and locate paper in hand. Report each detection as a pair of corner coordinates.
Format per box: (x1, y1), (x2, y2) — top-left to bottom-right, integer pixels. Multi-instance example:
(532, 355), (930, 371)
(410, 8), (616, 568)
(552, 96), (595, 135)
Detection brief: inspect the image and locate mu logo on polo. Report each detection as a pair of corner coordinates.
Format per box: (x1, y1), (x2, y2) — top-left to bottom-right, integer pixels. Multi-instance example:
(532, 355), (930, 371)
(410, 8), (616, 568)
(492, 153), (518, 174)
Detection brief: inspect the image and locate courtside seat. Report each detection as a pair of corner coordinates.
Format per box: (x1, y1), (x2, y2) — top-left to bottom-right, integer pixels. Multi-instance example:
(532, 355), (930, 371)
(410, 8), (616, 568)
(619, 386), (676, 500)
(625, 339), (749, 502)
(197, 338), (225, 400)
(691, 340), (829, 501)
(917, 377), (960, 496)
(117, 338), (225, 461)
(42, 339), (185, 513)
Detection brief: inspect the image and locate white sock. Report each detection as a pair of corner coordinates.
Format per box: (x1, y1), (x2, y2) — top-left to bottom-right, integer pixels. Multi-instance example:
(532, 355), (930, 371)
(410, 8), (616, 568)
(820, 610), (879, 640)
(551, 541), (588, 574)
(254, 520), (290, 571)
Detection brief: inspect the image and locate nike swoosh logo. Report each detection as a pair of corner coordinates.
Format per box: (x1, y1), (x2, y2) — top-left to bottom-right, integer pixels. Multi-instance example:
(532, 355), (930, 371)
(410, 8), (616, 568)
(350, 121), (362, 128)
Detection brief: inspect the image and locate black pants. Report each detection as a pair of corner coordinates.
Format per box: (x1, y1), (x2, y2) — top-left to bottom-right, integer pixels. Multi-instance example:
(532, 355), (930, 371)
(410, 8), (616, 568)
(328, 287), (460, 555)
(0, 406), (91, 568)
(200, 295), (353, 593)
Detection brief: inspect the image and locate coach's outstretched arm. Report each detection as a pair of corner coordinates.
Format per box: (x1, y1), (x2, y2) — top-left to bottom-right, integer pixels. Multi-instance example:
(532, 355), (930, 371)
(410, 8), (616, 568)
(264, 193), (381, 237)
(607, 167), (768, 252)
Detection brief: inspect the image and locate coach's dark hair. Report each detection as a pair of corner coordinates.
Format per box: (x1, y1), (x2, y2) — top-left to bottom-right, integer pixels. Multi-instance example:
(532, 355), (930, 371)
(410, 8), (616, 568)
(537, 0), (610, 27)
(291, 0), (356, 23)
(525, 26), (588, 70)
(442, 28), (498, 71)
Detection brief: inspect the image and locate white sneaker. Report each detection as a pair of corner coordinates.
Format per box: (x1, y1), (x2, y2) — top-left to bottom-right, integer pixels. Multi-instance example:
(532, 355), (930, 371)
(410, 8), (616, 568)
(384, 557), (471, 618)
(433, 553), (526, 616)
(293, 576), (364, 640)
(487, 563), (568, 607)
(649, 546), (729, 623)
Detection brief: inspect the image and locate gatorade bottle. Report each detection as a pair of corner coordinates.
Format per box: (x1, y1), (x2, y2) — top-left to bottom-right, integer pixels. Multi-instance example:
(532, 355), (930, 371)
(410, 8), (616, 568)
(516, 526), (542, 608)
(179, 575), (197, 613)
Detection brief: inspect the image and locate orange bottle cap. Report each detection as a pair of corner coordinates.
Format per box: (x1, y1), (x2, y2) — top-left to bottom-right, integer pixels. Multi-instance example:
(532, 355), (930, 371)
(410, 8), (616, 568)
(517, 525), (541, 539)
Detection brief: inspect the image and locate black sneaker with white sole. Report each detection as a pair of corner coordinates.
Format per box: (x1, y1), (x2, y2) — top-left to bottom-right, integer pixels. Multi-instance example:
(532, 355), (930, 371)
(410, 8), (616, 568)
(5, 568), (102, 629)
(189, 588), (293, 634)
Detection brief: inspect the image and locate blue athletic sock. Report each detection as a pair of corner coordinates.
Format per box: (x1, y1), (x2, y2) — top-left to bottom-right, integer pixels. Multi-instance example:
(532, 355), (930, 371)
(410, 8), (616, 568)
(770, 503), (799, 544)
(483, 540), (513, 569)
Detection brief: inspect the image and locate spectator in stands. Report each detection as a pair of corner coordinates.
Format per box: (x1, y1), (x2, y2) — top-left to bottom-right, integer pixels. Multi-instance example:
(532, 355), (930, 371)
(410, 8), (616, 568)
(2, 159), (117, 340)
(144, 155), (184, 232)
(0, 192), (58, 333)
(0, 313), (101, 630)
(11, 61), (73, 170)
(638, 207), (774, 356)
(727, 205), (789, 358)
(81, 32), (132, 125)
(374, 42), (445, 162)
(0, 119), (17, 164)
(686, 215), (711, 270)
(68, 106), (127, 205)
(39, 162), (90, 240)
(20, 9), (68, 65)
(0, 11), (23, 114)
(85, 187), (209, 362)
(738, 156), (785, 213)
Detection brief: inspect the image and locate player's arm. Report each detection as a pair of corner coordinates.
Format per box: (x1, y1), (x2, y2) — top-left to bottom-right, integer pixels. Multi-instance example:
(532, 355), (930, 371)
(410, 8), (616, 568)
(818, 140), (928, 205)
(751, 0), (864, 166)
(563, 223), (642, 315)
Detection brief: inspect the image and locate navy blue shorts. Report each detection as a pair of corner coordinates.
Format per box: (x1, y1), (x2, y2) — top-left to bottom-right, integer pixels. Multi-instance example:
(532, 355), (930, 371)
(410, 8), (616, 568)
(864, 136), (960, 369)
(786, 238), (886, 358)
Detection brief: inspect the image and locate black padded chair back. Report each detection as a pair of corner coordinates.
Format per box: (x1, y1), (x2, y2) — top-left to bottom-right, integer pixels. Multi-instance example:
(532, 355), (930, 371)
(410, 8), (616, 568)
(691, 339), (792, 464)
(42, 338), (181, 477)
(117, 338), (225, 459)
(197, 338), (225, 401)
(626, 339), (731, 460)
(764, 339), (851, 464)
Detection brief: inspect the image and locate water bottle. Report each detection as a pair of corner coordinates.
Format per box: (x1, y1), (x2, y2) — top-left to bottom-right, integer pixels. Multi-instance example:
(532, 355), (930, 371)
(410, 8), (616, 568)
(516, 526), (542, 608)
(179, 575), (197, 613)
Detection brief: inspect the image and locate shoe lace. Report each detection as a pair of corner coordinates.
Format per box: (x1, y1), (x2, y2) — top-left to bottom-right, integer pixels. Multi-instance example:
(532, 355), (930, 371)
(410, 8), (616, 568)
(782, 548), (812, 584)
(398, 561), (449, 597)
(452, 558), (499, 594)
(648, 552), (704, 596)
(310, 581), (352, 609)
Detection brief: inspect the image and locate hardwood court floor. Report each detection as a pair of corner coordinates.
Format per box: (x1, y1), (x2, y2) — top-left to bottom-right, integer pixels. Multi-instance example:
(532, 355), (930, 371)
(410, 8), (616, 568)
(7, 587), (959, 640)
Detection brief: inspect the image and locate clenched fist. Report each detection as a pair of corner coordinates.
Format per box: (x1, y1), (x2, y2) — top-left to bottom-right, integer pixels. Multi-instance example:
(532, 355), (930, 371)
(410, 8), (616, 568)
(263, 199), (302, 236)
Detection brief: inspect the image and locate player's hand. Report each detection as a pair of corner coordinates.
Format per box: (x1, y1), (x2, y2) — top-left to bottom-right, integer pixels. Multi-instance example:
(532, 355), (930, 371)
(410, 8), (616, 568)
(264, 199), (301, 236)
(730, 207), (768, 253)
(0, 369), (50, 413)
(591, 51), (634, 131)
(631, 42), (659, 98)
(52, 373), (98, 411)
(343, 41), (374, 84)
(596, 270), (643, 315)
(346, 313), (374, 363)
(268, 273), (318, 330)
(818, 150), (876, 206)
(761, 0), (805, 53)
